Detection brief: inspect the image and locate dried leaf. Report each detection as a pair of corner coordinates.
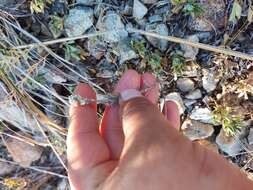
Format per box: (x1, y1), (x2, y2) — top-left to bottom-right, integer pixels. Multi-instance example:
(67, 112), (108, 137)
(229, 0), (242, 22)
(248, 6), (253, 23)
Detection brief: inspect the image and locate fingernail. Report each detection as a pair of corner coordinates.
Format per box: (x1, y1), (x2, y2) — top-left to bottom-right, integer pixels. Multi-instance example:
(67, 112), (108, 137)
(119, 89), (142, 102)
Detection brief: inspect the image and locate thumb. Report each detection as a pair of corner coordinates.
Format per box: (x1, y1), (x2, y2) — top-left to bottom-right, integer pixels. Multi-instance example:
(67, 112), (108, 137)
(119, 89), (179, 158)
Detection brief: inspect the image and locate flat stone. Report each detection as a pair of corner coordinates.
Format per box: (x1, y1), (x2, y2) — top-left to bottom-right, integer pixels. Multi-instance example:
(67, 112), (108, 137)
(202, 69), (220, 93)
(216, 129), (243, 156)
(181, 35), (199, 60)
(176, 78), (195, 93)
(182, 119), (214, 141)
(145, 23), (169, 52)
(116, 39), (138, 64)
(98, 12), (128, 43)
(64, 7), (94, 37)
(5, 135), (43, 167)
(190, 107), (213, 124)
(165, 92), (185, 115)
(185, 89), (202, 100)
(0, 162), (16, 176)
(0, 83), (39, 134)
(133, 0), (148, 20)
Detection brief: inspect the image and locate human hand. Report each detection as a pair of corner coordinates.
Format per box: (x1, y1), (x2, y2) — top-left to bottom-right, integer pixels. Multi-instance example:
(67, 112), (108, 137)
(67, 70), (253, 190)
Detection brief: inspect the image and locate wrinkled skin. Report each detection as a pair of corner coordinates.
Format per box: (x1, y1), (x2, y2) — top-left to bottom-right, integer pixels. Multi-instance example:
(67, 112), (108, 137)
(67, 70), (253, 190)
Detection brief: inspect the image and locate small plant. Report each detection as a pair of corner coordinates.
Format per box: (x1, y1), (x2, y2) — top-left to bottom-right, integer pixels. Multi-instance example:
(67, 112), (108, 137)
(131, 40), (162, 71)
(49, 15), (64, 38)
(2, 178), (28, 190)
(30, 0), (54, 13)
(171, 0), (203, 17)
(26, 72), (47, 89)
(131, 40), (146, 58)
(183, 0), (204, 17)
(148, 52), (162, 70)
(212, 105), (243, 137)
(63, 42), (81, 61)
(171, 52), (185, 74)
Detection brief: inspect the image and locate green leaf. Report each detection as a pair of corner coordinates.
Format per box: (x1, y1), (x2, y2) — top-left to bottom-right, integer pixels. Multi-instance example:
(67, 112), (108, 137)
(229, 1), (242, 22)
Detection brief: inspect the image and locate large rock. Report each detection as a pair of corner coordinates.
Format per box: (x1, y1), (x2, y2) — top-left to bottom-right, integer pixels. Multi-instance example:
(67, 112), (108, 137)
(98, 12), (128, 43)
(181, 35), (199, 60)
(133, 0), (148, 20)
(4, 135), (43, 167)
(182, 119), (214, 141)
(188, 0), (225, 31)
(216, 129), (243, 156)
(165, 92), (185, 115)
(190, 107), (213, 124)
(176, 78), (195, 93)
(64, 7), (94, 37)
(145, 23), (169, 52)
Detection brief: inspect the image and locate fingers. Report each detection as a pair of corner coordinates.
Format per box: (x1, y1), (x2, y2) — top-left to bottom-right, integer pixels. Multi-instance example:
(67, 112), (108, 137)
(67, 84), (110, 189)
(141, 73), (160, 104)
(162, 101), (181, 130)
(100, 70), (141, 159)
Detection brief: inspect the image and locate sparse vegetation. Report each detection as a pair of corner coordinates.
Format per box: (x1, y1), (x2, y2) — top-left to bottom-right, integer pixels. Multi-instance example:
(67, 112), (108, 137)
(63, 42), (82, 61)
(30, 0), (54, 13)
(49, 15), (64, 38)
(212, 105), (243, 137)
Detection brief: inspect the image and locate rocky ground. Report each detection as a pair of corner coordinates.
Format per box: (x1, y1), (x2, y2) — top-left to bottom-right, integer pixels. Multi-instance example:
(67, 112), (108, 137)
(0, 0), (252, 189)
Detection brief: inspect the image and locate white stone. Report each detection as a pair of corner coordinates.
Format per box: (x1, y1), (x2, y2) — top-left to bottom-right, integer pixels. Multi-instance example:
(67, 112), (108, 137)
(202, 69), (220, 93)
(176, 78), (195, 93)
(165, 92), (185, 115)
(190, 107), (213, 124)
(182, 119), (214, 141)
(216, 129), (243, 156)
(133, 0), (148, 20)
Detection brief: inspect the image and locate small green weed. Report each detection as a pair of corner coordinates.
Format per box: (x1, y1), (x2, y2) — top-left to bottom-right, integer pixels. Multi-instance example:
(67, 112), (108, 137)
(212, 105), (243, 137)
(30, 0), (54, 13)
(49, 15), (64, 38)
(131, 40), (146, 58)
(183, 0), (204, 17)
(131, 40), (162, 71)
(171, 0), (204, 17)
(171, 52), (185, 74)
(63, 42), (81, 61)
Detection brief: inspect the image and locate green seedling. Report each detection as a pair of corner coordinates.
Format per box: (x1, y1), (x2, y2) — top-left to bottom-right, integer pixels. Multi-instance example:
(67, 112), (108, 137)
(49, 15), (64, 38)
(148, 52), (162, 71)
(131, 40), (146, 58)
(30, 0), (54, 13)
(212, 105), (243, 137)
(63, 43), (81, 61)
(183, 0), (204, 17)
(171, 52), (185, 74)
